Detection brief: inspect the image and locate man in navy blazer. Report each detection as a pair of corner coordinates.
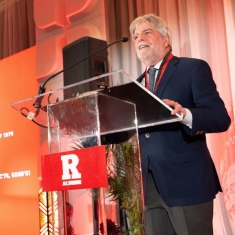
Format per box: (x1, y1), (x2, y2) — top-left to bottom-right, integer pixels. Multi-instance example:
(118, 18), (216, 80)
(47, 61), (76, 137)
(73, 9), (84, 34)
(130, 14), (231, 235)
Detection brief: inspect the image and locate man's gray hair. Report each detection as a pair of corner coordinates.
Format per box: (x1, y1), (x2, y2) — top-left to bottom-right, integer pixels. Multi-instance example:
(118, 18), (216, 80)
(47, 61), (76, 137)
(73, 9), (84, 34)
(130, 14), (172, 46)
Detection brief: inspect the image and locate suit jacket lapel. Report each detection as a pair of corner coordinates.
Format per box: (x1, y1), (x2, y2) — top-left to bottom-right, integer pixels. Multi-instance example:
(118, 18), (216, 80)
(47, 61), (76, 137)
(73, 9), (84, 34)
(136, 56), (179, 98)
(155, 56), (179, 98)
(137, 73), (145, 83)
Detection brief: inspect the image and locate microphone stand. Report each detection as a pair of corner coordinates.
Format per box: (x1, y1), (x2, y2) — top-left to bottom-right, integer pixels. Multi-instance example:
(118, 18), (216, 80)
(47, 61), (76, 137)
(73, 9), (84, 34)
(25, 37), (129, 127)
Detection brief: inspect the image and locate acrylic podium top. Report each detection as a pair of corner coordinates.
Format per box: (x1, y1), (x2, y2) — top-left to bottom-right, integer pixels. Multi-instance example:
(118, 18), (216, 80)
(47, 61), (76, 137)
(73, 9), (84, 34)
(10, 70), (182, 130)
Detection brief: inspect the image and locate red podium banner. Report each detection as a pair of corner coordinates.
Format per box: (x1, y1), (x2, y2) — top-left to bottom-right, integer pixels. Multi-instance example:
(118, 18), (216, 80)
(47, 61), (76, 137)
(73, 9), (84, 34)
(41, 146), (108, 191)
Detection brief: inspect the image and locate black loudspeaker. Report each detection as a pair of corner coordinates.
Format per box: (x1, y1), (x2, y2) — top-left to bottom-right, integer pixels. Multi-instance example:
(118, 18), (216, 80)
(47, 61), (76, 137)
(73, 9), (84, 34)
(62, 36), (108, 99)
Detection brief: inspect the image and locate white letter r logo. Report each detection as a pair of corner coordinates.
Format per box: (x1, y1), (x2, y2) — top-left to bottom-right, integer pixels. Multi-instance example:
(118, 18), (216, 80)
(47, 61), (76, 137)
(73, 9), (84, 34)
(61, 154), (81, 180)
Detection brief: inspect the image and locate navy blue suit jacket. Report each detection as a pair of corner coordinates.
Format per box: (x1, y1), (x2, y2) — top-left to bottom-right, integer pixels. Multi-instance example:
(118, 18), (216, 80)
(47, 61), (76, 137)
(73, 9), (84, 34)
(137, 56), (231, 206)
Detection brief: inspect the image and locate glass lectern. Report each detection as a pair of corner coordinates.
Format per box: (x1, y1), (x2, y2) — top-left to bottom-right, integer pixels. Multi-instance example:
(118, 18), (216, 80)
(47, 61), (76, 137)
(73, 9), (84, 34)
(10, 70), (181, 235)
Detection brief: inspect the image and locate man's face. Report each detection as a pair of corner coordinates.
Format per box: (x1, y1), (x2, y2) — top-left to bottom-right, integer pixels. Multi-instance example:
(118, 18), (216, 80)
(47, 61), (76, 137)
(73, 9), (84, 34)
(132, 22), (170, 66)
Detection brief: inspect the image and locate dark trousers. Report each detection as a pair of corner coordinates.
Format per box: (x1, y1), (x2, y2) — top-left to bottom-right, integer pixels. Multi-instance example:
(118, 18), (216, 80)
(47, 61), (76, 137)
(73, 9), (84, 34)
(144, 171), (213, 235)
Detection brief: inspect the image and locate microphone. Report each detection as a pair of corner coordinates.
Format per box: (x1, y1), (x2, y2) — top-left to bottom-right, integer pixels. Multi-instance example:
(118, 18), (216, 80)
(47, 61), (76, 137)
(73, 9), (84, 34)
(33, 37), (129, 111)
(121, 37), (128, 42)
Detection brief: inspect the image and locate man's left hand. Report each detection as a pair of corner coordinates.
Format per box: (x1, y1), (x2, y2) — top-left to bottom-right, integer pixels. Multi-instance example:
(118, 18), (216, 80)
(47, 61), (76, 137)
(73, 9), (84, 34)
(163, 99), (186, 118)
